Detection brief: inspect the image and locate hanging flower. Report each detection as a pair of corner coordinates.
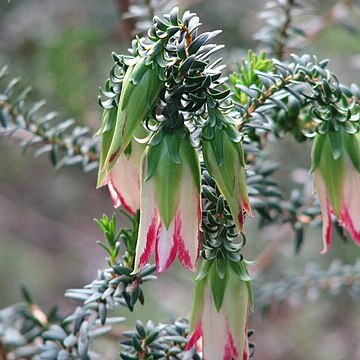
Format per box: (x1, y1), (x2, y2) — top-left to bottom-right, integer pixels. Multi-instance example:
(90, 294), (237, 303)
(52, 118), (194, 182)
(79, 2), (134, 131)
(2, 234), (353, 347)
(133, 131), (201, 273)
(96, 56), (163, 209)
(187, 260), (251, 360)
(311, 131), (360, 253)
(202, 109), (251, 231)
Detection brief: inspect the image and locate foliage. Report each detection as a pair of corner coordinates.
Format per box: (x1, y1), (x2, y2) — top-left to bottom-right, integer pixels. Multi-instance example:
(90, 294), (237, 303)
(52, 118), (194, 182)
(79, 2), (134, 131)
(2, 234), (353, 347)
(0, 65), (99, 172)
(0, 215), (157, 359)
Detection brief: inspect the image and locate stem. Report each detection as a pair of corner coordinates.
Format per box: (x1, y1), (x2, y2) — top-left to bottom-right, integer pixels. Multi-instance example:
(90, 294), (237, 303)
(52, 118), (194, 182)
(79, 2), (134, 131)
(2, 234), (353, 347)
(239, 72), (304, 127)
(274, 0), (296, 60)
(115, 0), (137, 41)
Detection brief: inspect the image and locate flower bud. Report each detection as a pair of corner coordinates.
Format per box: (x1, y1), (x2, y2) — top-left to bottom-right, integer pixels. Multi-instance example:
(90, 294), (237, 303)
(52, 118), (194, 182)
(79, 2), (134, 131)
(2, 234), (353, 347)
(311, 131), (360, 252)
(133, 131), (201, 273)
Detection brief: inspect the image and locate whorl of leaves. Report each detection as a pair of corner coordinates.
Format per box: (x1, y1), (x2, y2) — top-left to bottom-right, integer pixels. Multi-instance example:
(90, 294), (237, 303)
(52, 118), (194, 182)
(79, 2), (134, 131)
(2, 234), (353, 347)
(246, 159), (282, 225)
(100, 7), (228, 136)
(98, 53), (129, 110)
(120, 319), (255, 359)
(201, 167), (246, 263)
(120, 318), (199, 360)
(0, 289), (64, 359)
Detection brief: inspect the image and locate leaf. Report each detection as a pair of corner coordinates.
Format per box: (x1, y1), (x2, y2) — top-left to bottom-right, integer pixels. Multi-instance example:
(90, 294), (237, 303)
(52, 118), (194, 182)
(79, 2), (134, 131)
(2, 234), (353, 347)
(209, 264), (227, 311)
(216, 256), (227, 279)
(229, 261), (251, 282)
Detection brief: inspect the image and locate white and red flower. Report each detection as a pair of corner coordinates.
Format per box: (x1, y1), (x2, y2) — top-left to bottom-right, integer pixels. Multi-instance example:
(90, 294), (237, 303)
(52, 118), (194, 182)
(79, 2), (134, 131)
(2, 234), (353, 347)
(202, 112), (251, 231)
(311, 131), (360, 252)
(96, 56), (163, 213)
(187, 261), (250, 360)
(133, 132), (202, 273)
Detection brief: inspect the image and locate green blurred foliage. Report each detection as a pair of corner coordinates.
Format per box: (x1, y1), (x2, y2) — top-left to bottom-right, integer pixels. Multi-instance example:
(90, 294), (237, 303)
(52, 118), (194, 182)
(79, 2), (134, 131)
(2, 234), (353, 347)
(46, 28), (105, 118)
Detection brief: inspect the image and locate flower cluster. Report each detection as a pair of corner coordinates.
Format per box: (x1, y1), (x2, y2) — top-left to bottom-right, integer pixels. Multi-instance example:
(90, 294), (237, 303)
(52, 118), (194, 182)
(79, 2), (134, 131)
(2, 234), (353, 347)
(96, 8), (251, 275)
(95, 8), (253, 358)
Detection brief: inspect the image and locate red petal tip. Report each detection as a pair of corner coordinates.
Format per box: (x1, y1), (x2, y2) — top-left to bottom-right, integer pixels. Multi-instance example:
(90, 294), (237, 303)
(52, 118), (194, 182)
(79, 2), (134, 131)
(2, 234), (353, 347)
(138, 215), (159, 268)
(185, 323), (202, 351)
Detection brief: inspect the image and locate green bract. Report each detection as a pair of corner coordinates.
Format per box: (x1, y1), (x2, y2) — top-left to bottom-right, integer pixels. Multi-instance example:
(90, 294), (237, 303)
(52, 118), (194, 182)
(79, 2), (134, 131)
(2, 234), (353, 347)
(146, 131), (200, 228)
(202, 108), (251, 231)
(311, 130), (360, 215)
(96, 107), (117, 187)
(101, 57), (163, 176)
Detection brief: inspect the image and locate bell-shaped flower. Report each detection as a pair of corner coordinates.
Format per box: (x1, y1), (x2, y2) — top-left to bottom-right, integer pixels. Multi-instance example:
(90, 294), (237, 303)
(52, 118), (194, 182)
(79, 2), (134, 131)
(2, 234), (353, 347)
(96, 107), (145, 214)
(311, 131), (360, 253)
(133, 131), (202, 273)
(101, 57), (163, 175)
(202, 110), (251, 231)
(187, 260), (251, 360)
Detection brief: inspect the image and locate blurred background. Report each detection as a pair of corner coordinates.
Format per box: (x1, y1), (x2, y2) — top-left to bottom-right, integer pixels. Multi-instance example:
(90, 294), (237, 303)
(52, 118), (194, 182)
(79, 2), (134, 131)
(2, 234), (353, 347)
(1, 1), (360, 359)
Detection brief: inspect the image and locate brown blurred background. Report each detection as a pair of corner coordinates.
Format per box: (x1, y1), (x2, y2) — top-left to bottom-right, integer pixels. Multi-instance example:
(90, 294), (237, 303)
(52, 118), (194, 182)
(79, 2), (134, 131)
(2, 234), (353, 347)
(1, 1), (360, 359)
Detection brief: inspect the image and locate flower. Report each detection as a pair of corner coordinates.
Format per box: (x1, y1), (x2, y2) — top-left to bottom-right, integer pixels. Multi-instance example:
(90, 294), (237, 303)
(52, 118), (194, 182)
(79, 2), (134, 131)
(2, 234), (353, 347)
(202, 112), (252, 231)
(311, 131), (360, 252)
(187, 261), (251, 360)
(133, 131), (201, 273)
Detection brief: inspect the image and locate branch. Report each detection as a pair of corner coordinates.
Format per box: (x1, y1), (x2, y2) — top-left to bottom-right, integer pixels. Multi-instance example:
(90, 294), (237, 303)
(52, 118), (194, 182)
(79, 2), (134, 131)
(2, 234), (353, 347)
(117, 0), (177, 36)
(255, 0), (302, 60)
(256, 0), (357, 59)
(114, 0), (137, 41)
(254, 259), (360, 312)
(0, 65), (99, 172)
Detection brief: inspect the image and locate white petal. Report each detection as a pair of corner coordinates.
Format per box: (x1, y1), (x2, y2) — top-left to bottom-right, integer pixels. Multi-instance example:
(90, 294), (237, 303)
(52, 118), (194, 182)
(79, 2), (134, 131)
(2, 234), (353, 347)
(109, 152), (140, 215)
(133, 174), (159, 272)
(339, 161), (360, 244)
(156, 220), (177, 272)
(223, 276), (248, 359)
(175, 165), (201, 270)
(201, 290), (238, 360)
(107, 179), (121, 208)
